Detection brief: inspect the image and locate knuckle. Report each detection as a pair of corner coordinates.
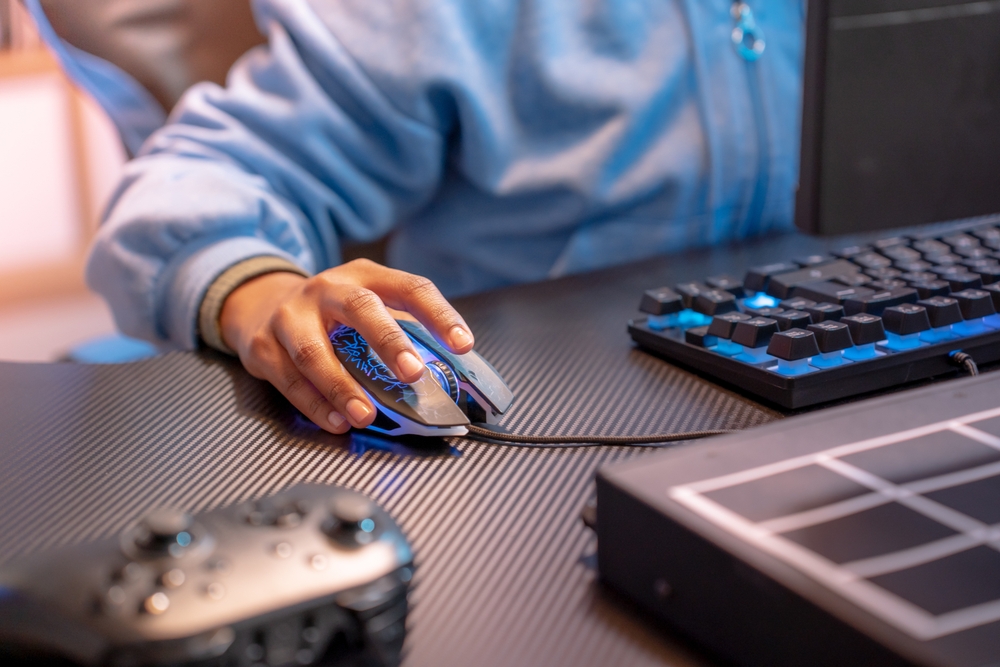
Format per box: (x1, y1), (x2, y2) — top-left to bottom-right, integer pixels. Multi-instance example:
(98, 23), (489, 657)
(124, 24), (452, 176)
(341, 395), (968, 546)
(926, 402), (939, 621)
(281, 370), (307, 395)
(374, 325), (408, 351)
(340, 287), (381, 318)
(398, 274), (437, 301)
(288, 337), (328, 367)
(324, 374), (357, 405)
(305, 395), (327, 418)
(346, 257), (377, 271)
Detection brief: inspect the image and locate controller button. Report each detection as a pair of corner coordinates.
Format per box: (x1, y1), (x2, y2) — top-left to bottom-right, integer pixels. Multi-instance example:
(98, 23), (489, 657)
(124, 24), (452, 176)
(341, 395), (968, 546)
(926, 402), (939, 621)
(323, 495), (377, 546)
(143, 592), (170, 615)
(245, 644), (265, 662)
(302, 626), (321, 644)
(133, 509), (196, 557)
(161, 568), (185, 588)
(310, 554), (328, 571)
(106, 585), (126, 607)
(273, 542), (293, 559)
(205, 582), (225, 600)
(296, 649), (315, 664)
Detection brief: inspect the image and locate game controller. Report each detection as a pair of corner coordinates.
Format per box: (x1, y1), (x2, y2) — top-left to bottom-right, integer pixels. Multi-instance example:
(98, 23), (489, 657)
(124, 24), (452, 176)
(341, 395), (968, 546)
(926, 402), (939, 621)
(0, 484), (413, 667)
(329, 319), (514, 438)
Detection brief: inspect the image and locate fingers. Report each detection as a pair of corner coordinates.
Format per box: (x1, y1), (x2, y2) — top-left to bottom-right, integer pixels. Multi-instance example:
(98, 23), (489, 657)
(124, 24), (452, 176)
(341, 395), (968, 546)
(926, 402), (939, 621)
(310, 280), (428, 384)
(340, 261), (475, 354)
(269, 309), (378, 429)
(242, 339), (351, 434)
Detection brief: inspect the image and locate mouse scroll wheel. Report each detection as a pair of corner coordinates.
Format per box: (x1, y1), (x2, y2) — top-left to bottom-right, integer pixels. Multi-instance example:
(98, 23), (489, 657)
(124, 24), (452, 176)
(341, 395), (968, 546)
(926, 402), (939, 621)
(426, 360), (460, 403)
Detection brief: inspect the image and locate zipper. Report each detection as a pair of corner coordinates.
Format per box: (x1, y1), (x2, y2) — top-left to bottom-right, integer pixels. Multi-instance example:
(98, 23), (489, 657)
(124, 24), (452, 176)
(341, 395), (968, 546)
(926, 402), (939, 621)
(731, 2), (770, 237)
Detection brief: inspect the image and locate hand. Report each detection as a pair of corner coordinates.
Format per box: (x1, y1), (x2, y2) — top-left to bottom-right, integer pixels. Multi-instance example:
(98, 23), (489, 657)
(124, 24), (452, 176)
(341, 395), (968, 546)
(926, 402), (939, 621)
(219, 259), (474, 434)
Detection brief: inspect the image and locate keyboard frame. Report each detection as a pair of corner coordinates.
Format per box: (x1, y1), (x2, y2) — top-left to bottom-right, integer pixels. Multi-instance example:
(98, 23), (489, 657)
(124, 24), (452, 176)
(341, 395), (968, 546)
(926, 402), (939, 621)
(629, 318), (1000, 409)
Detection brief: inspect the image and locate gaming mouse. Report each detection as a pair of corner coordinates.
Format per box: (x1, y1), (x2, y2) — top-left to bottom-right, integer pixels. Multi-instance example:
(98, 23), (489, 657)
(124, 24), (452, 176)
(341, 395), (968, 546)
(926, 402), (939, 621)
(329, 320), (514, 438)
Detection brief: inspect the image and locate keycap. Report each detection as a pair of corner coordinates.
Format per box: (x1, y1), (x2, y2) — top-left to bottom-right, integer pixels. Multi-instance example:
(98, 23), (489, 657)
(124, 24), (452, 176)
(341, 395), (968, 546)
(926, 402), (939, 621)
(952, 289), (997, 320)
(842, 314), (887, 345)
(893, 260), (933, 273)
(917, 297), (963, 329)
(804, 302), (846, 323)
(640, 287), (684, 316)
(793, 254), (834, 267)
(763, 260), (860, 299)
(767, 329), (820, 360)
(869, 279), (908, 291)
(969, 264), (1000, 284)
(882, 304), (931, 334)
(912, 238), (950, 256)
(768, 329), (821, 375)
(899, 271), (938, 285)
(985, 282), (1000, 311)
(675, 282), (710, 309)
(942, 233), (981, 250)
(833, 273), (873, 287)
(692, 289), (739, 316)
(743, 306), (785, 318)
(684, 326), (718, 348)
(929, 264), (967, 278)
(731, 318), (780, 349)
(874, 236), (910, 250)
(955, 246), (993, 259)
(946, 273), (984, 291)
(833, 244), (871, 259)
(972, 227), (1000, 244)
(851, 252), (892, 270)
(842, 288), (918, 316)
(705, 274), (746, 297)
(743, 262), (799, 293)
(864, 267), (902, 280)
(779, 297), (816, 311)
(930, 253), (963, 266)
(881, 246), (920, 263)
(792, 282), (875, 304)
(707, 312), (752, 339)
(807, 321), (854, 353)
(911, 280), (952, 299)
(773, 310), (812, 331)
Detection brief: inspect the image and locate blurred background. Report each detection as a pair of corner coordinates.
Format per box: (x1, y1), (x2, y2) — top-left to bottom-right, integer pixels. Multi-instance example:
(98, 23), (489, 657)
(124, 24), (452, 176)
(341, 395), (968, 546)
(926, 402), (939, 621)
(0, 0), (125, 361)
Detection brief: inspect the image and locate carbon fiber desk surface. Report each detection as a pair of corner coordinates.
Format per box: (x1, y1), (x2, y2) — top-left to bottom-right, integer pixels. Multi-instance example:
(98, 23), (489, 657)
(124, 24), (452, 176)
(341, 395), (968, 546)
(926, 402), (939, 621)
(0, 231), (970, 667)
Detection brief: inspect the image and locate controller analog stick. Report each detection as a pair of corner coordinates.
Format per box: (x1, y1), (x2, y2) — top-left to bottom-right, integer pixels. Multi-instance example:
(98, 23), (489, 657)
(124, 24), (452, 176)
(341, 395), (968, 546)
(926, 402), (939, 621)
(323, 496), (377, 546)
(133, 509), (196, 557)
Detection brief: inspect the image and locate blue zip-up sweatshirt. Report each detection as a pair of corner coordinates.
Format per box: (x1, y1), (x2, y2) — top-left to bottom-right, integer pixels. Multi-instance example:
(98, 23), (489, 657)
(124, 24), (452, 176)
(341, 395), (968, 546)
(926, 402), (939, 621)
(86, 0), (805, 349)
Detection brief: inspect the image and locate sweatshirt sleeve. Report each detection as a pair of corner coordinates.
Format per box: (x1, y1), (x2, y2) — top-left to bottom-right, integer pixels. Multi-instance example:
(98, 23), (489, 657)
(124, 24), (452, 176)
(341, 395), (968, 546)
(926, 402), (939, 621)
(86, 0), (449, 349)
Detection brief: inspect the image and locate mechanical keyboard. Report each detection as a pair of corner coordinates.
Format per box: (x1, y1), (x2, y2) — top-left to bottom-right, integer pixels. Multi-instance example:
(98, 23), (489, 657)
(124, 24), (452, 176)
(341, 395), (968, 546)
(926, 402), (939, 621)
(629, 222), (1000, 408)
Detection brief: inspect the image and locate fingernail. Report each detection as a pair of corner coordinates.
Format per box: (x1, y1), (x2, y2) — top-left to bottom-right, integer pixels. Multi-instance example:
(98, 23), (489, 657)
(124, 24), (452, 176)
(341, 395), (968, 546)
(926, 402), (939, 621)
(346, 398), (373, 424)
(328, 411), (346, 428)
(397, 350), (425, 379)
(449, 325), (473, 350)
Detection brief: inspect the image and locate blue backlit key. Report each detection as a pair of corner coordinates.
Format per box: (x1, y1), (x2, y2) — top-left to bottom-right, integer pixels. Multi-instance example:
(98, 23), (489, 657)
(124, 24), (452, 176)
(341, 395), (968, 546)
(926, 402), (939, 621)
(804, 302), (846, 323)
(917, 296), (963, 342)
(842, 314), (887, 361)
(952, 289), (997, 336)
(807, 321), (854, 368)
(731, 317), (780, 365)
(985, 283), (1000, 328)
(707, 312), (752, 356)
(692, 289), (739, 317)
(767, 329), (820, 376)
(773, 310), (812, 331)
(640, 287), (685, 330)
(880, 304), (931, 351)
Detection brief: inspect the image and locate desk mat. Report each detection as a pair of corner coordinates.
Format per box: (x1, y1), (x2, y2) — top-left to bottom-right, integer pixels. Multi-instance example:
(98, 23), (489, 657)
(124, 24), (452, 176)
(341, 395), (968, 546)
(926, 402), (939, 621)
(0, 235), (845, 667)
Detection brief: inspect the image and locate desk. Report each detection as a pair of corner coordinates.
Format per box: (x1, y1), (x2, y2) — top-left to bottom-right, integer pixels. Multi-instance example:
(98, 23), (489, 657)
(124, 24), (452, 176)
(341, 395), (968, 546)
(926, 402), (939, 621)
(0, 230), (950, 666)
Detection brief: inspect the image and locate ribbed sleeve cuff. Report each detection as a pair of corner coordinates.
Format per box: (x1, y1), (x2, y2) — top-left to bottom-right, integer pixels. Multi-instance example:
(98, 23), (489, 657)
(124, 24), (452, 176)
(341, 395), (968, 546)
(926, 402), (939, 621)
(197, 256), (309, 355)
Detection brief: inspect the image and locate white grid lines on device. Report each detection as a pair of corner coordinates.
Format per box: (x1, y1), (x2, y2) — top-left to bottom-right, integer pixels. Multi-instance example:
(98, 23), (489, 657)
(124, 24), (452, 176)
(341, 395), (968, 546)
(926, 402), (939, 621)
(668, 407), (1000, 640)
(682, 405), (1000, 495)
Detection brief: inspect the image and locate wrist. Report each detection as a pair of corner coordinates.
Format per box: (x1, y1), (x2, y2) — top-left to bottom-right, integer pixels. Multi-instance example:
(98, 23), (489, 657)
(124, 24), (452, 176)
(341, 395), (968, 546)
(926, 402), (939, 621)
(220, 272), (307, 353)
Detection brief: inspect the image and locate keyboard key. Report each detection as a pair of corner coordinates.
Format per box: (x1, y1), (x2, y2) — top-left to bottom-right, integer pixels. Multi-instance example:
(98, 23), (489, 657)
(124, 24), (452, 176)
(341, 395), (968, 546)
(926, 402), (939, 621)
(640, 287), (684, 316)
(953, 289), (997, 320)
(843, 288), (918, 316)
(971, 227), (1000, 244)
(833, 273), (873, 287)
(917, 296), (963, 343)
(842, 314), (887, 360)
(985, 282), (1000, 310)
(684, 325), (718, 348)
(705, 274), (746, 297)
(869, 279), (908, 291)
(804, 302), (846, 323)
(942, 233), (981, 250)
(773, 310), (812, 331)
(731, 317), (780, 365)
(808, 321), (854, 353)
(969, 264), (1000, 284)
(707, 312), (752, 356)
(743, 306), (785, 318)
(945, 273), (984, 292)
(881, 246), (921, 263)
(899, 271), (938, 285)
(874, 236), (911, 250)
(793, 253), (835, 267)
(851, 252), (892, 270)
(893, 260), (933, 272)
(692, 289), (739, 316)
(767, 329), (821, 376)
(865, 267), (902, 280)
(780, 297), (816, 311)
(675, 282), (709, 309)
(930, 253), (963, 266)
(912, 238), (950, 256)
(792, 282), (875, 304)
(833, 244), (871, 259)
(911, 280), (952, 299)
(764, 260), (861, 299)
(743, 262), (799, 293)
(881, 304), (931, 351)
(955, 246), (993, 259)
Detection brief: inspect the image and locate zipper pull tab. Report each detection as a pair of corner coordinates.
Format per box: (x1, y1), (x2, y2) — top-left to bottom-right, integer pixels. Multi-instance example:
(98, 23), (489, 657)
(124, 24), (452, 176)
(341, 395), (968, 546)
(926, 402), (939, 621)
(731, 2), (766, 61)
